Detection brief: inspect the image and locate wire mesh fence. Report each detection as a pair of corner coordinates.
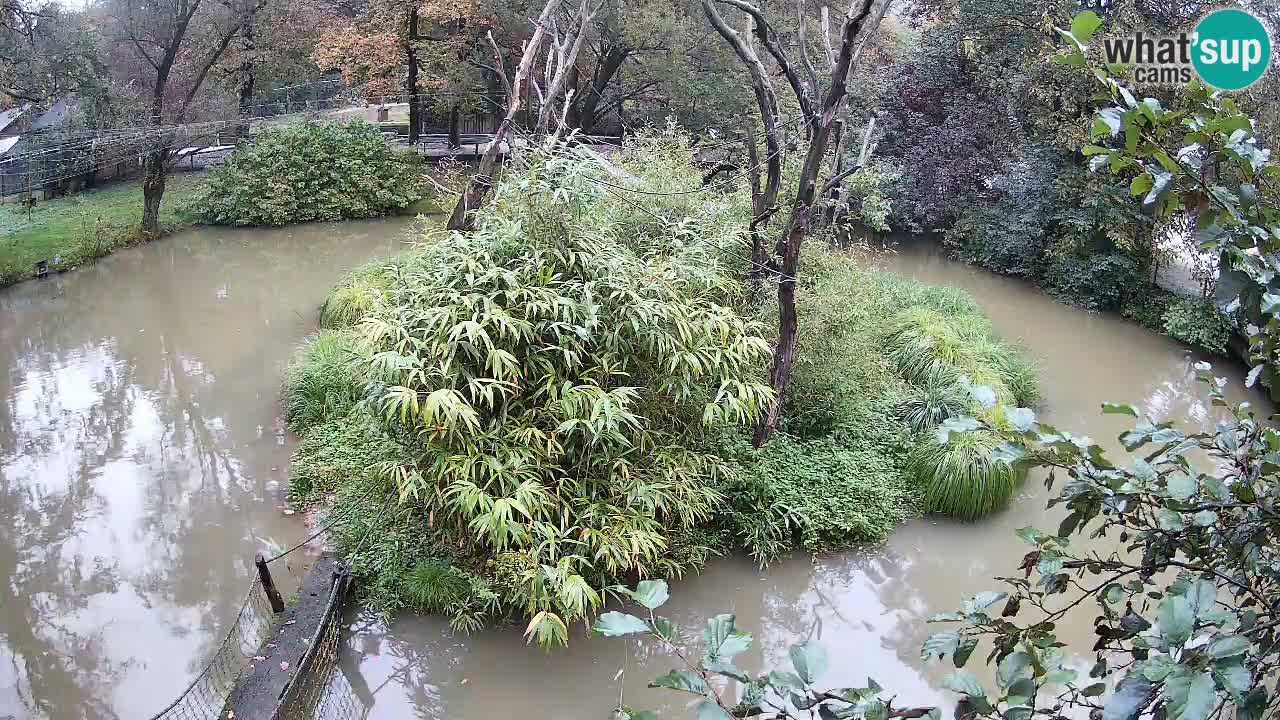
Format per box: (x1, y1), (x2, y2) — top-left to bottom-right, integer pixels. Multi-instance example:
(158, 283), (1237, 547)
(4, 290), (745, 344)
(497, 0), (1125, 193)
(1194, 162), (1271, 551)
(278, 567), (368, 720)
(146, 578), (278, 720)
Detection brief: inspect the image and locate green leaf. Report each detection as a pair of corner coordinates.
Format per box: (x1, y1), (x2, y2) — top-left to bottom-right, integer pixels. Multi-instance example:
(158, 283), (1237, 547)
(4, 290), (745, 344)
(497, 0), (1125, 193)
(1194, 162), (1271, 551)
(1166, 474), (1196, 499)
(1071, 11), (1103, 43)
(1104, 584), (1125, 604)
(943, 670), (985, 698)
(696, 700), (733, 720)
(1005, 407), (1035, 432)
(1102, 402), (1140, 416)
(1158, 595), (1194, 646)
(789, 641), (829, 684)
(623, 580), (669, 610)
(1082, 144), (1111, 156)
(768, 671), (804, 690)
(1206, 635), (1250, 658)
(1083, 683), (1106, 696)
(651, 669), (709, 695)
(1157, 509), (1185, 531)
(954, 637), (979, 668)
(1141, 655), (1176, 682)
(1015, 527), (1045, 545)
(998, 652), (1033, 689)
(922, 631), (960, 661)
(1054, 51), (1086, 67)
(594, 612), (651, 637)
(1104, 674), (1155, 720)
(703, 614), (752, 664)
(1166, 669), (1214, 720)
(1129, 173), (1154, 198)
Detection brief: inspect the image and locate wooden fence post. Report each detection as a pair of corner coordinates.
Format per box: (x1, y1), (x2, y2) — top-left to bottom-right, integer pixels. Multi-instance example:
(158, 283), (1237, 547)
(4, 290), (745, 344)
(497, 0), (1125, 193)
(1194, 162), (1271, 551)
(255, 553), (286, 613)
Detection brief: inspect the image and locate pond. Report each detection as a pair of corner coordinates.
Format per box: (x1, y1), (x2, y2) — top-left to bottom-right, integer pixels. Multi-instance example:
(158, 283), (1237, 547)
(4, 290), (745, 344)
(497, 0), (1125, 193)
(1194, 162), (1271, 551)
(0, 228), (1265, 720)
(334, 240), (1269, 719)
(0, 218), (410, 719)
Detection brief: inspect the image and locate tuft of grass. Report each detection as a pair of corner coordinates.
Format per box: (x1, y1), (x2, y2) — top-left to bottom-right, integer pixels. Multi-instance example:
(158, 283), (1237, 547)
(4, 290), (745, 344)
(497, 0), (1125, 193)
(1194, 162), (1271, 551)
(319, 264), (390, 329)
(883, 305), (1038, 406)
(899, 364), (968, 432)
(0, 174), (201, 287)
(282, 329), (367, 433)
(908, 428), (1027, 520)
(402, 561), (472, 612)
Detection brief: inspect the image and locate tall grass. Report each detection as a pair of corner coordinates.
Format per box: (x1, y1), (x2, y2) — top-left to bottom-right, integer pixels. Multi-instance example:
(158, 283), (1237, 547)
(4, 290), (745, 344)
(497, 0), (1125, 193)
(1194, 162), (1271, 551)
(319, 264), (390, 329)
(282, 329), (367, 432)
(907, 428), (1026, 520)
(898, 364), (969, 432)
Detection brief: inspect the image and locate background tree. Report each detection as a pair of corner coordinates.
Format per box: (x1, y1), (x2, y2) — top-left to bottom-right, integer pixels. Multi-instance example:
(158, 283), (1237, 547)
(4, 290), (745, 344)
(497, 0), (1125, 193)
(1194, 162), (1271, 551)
(104, 0), (241, 235)
(703, 0), (892, 446)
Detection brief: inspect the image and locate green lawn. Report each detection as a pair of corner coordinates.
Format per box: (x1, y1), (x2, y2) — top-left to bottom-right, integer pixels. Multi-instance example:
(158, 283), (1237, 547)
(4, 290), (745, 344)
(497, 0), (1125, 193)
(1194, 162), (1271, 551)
(0, 173), (202, 287)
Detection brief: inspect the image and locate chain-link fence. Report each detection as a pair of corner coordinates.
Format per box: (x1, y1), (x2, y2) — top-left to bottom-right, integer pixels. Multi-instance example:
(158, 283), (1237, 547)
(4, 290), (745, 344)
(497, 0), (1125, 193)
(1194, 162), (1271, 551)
(146, 578), (277, 720)
(277, 566), (368, 720)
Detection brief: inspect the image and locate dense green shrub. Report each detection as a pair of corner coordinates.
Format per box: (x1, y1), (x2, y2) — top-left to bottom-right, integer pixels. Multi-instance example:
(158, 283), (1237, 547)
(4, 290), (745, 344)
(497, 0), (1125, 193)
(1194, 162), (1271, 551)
(290, 138), (769, 644)
(1044, 251), (1142, 312)
(282, 329), (367, 433)
(1162, 296), (1232, 355)
(187, 121), (426, 226)
(1120, 288), (1177, 332)
(286, 136), (1040, 637)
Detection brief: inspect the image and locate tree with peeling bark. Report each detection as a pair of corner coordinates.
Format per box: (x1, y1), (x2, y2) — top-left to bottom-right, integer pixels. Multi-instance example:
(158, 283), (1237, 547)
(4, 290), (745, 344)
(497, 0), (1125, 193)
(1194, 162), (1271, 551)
(104, 0), (241, 236)
(703, 0), (892, 446)
(446, 0), (592, 232)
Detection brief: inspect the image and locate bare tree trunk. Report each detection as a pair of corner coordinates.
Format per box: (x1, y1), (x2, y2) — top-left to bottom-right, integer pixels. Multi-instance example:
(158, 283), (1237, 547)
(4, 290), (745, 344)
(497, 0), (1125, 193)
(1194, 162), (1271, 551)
(141, 147), (167, 237)
(448, 103), (461, 148)
(534, 0), (593, 136)
(406, 8), (421, 143)
(235, 2), (257, 141)
(447, 1), (563, 232)
(703, 0), (784, 283)
(742, 0), (890, 447)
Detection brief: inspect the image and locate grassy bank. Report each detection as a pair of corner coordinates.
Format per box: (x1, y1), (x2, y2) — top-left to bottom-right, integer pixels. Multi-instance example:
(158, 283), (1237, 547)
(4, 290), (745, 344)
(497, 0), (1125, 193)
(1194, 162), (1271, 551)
(0, 173), (201, 287)
(282, 136), (1042, 641)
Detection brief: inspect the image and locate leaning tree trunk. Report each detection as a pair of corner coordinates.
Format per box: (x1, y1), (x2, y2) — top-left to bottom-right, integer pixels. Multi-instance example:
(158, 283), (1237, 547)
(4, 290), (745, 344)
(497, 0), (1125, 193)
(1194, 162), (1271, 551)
(446, 0), (566, 232)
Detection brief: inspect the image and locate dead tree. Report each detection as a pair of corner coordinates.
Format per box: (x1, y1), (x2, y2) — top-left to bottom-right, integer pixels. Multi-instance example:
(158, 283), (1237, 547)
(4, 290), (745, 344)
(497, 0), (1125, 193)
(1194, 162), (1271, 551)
(447, 0), (588, 232)
(704, 0), (891, 447)
(533, 0), (595, 136)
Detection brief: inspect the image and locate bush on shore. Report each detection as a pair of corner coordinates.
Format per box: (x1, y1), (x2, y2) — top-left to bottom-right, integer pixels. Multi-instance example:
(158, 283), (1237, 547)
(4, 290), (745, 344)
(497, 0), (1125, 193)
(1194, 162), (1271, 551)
(186, 121), (427, 226)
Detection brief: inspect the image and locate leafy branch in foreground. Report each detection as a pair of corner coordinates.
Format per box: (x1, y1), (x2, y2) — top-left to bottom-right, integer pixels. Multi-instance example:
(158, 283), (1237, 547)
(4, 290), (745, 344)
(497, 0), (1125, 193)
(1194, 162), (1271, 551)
(922, 364), (1280, 720)
(596, 580), (936, 720)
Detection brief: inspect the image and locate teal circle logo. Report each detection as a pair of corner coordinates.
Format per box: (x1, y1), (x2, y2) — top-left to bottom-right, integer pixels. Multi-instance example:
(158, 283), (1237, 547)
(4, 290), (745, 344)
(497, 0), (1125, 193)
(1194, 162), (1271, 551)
(1192, 9), (1272, 91)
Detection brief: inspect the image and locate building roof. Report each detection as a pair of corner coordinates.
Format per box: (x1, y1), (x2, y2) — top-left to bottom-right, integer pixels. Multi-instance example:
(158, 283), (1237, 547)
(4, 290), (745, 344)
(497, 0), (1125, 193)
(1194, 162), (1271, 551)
(30, 98), (75, 131)
(0, 104), (32, 135)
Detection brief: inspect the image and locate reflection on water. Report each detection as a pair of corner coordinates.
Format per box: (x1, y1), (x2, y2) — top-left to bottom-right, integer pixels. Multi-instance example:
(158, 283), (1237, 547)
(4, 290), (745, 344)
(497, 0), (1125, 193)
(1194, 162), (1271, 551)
(0, 218), (409, 719)
(340, 241), (1271, 719)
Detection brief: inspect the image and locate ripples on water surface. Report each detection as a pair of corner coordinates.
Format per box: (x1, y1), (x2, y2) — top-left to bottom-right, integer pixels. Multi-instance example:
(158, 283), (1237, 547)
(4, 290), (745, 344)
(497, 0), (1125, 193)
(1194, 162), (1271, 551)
(0, 231), (1266, 720)
(0, 218), (407, 719)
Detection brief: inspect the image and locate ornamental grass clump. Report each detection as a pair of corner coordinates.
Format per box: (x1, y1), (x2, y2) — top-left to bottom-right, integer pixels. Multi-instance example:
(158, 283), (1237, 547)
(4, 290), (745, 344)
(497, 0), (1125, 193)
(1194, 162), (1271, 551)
(883, 303), (1037, 519)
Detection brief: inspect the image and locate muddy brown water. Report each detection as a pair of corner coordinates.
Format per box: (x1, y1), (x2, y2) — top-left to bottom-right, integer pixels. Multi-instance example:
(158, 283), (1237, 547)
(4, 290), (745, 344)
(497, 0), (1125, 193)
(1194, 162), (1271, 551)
(0, 228), (1267, 720)
(0, 218), (409, 719)
(335, 242), (1270, 720)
